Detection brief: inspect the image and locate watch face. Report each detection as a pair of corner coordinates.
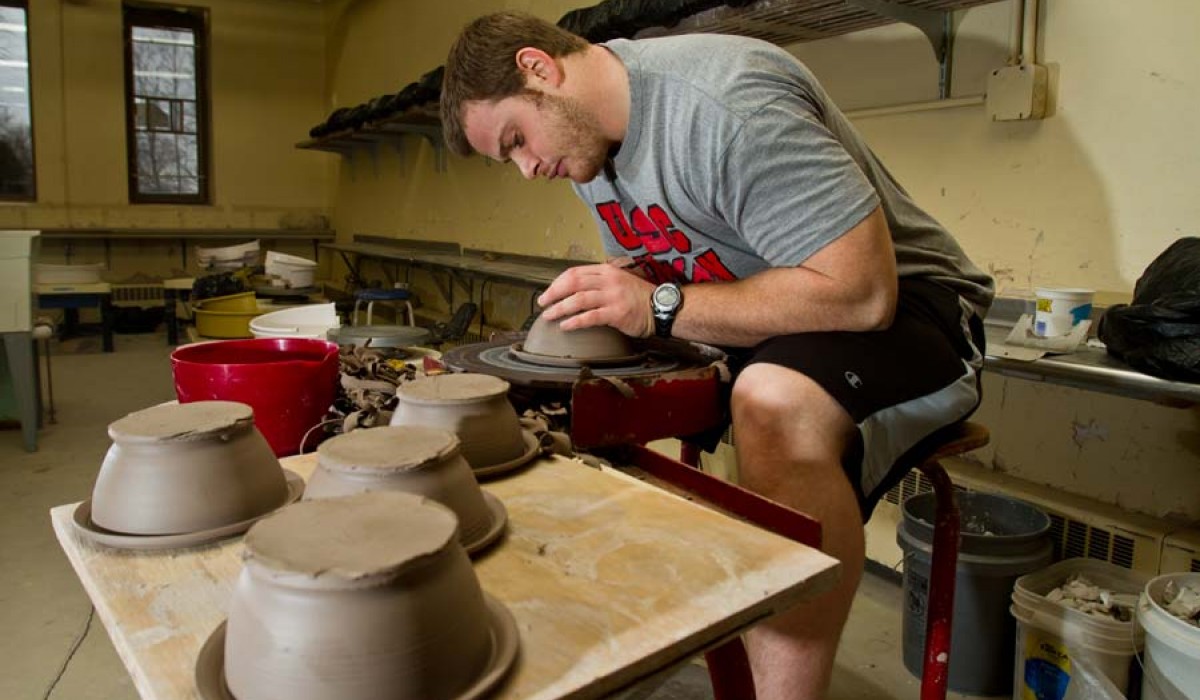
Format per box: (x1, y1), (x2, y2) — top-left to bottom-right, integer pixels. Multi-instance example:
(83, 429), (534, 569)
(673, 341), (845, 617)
(653, 284), (681, 309)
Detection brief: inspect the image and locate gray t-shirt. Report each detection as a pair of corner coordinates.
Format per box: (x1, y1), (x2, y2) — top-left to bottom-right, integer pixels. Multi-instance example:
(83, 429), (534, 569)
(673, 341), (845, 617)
(573, 34), (994, 312)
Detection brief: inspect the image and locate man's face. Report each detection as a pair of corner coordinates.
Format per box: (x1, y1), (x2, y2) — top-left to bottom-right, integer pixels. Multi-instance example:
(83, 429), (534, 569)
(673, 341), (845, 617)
(463, 91), (609, 184)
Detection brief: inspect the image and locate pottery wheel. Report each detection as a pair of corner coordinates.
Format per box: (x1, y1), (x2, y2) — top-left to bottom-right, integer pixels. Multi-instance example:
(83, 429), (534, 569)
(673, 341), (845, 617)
(329, 324), (432, 349)
(442, 336), (724, 390)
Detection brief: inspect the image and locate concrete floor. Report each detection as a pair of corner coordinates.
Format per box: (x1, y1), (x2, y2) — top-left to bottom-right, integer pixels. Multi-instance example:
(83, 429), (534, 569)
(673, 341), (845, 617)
(2, 331), (1002, 699)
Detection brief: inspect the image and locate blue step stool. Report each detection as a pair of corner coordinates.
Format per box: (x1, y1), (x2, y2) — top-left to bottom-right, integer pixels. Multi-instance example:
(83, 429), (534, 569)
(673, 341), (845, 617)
(353, 288), (415, 327)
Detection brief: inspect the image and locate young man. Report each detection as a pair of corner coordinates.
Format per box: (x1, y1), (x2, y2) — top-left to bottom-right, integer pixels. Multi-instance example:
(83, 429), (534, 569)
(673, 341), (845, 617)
(442, 11), (993, 699)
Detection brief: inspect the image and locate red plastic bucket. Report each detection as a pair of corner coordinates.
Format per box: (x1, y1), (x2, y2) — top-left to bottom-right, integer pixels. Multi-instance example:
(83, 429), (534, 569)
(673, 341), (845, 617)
(171, 338), (340, 457)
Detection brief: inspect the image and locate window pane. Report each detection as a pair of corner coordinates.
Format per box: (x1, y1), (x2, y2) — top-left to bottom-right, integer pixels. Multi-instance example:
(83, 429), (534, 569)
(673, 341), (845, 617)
(0, 5), (34, 199)
(127, 9), (206, 202)
(181, 101), (196, 134)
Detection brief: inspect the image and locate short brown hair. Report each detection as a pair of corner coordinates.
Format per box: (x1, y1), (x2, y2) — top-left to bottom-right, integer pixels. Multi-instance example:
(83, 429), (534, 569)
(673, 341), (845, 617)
(441, 12), (588, 157)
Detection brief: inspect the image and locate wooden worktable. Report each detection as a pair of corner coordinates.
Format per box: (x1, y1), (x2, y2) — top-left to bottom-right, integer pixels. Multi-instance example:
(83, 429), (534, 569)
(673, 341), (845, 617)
(51, 453), (840, 700)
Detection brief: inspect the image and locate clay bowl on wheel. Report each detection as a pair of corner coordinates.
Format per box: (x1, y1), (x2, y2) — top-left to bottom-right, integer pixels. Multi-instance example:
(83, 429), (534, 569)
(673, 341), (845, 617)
(389, 373), (529, 472)
(90, 401), (290, 535)
(520, 314), (636, 362)
(218, 492), (519, 700)
(305, 426), (507, 554)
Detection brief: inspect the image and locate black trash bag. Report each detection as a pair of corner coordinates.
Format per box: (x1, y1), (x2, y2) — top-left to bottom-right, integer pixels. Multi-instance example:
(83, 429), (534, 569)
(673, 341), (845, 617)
(1097, 237), (1200, 382)
(192, 272), (248, 302)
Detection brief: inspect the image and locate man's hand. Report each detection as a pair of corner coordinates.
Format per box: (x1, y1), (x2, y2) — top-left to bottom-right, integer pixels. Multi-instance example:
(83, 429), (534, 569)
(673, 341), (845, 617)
(537, 264), (657, 337)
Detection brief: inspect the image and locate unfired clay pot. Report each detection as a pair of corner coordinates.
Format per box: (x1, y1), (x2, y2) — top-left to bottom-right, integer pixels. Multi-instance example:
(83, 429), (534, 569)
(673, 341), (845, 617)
(305, 426), (506, 553)
(91, 401), (289, 535)
(389, 373), (527, 470)
(222, 491), (518, 700)
(522, 314), (635, 360)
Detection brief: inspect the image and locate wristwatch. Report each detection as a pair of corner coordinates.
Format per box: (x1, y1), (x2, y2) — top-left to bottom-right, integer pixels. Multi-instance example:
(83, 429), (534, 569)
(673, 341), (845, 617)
(651, 283), (683, 338)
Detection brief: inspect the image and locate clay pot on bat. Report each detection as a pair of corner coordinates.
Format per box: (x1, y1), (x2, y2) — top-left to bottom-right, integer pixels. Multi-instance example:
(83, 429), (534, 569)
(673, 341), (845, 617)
(91, 401), (289, 535)
(389, 373), (527, 470)
(305, 425), (507, 554)
(522, 314), (635, 360)
(223, 491), (519, 700)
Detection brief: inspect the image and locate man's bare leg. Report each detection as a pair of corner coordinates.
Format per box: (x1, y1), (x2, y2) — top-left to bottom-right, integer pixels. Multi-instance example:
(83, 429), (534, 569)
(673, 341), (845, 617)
(732, 362), (866, 700)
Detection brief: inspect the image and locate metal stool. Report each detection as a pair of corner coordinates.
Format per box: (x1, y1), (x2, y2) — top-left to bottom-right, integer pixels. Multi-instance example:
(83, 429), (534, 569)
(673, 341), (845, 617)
(694, 420), (990, 700)
(909, 420), (990, 700)
(353, 287), (414, 327)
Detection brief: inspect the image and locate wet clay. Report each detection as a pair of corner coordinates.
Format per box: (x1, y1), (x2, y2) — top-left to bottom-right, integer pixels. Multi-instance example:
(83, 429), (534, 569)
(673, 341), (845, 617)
(391, 373), (526, 469)
(399, 373), (509, 402)
(244, 491), (456, 581)
(317, 423), (459, 474)
(107, 400), (254, 443)
(92, 400), (287, 535)
(307, 426), (506, 553)
(523, 314), (634, 360)
(226, 491), (504, 700)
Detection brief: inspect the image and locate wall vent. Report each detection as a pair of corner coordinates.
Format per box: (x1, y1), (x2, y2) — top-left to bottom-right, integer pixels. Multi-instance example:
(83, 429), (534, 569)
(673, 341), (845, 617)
(882, 468), (968, 506)
(1161, 529), (1200, 574)
(111, 283), (165, 307)
(865, 458), (1169, 575)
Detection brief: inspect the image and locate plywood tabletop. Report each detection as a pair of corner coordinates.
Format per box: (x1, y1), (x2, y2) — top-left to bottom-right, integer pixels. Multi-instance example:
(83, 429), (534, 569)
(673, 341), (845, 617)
(51, 452), (840, 700)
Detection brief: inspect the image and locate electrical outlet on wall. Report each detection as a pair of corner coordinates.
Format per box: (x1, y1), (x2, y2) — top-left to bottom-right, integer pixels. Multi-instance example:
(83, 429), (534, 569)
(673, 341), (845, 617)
(987, 64), (1049, 121)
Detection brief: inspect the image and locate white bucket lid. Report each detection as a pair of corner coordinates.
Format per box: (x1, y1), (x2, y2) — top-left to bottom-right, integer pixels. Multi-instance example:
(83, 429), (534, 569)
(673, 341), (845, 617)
(1035, 287), (1095, 300)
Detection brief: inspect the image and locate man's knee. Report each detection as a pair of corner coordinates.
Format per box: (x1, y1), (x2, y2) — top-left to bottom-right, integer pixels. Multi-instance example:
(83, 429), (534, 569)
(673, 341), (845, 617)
(732, 363), (805, 429)
(731, 363), (854, 459)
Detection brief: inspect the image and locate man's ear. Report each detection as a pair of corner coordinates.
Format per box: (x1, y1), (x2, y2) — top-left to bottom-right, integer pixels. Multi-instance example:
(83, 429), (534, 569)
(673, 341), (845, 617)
(515, 47), (563, 90)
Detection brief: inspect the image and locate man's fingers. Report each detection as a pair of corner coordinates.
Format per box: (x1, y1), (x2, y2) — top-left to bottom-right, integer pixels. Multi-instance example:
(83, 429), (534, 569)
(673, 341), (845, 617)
(537, 265), (607, 307)
(557, 307), (607, 332)
(542, 289), (604, 321)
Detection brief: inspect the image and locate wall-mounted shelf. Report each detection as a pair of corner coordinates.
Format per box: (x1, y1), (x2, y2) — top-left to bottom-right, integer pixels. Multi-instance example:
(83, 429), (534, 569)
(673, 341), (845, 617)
(296, 108), (446, 173)
(639, 0), (1007, 98)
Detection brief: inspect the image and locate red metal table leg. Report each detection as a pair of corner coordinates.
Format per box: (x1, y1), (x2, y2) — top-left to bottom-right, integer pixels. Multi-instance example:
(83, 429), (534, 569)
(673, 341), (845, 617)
(680, 440), (755, 699)
(918, 462), (959, 700)
(704, 638), (756, 700)
(680, 441), (702, 468)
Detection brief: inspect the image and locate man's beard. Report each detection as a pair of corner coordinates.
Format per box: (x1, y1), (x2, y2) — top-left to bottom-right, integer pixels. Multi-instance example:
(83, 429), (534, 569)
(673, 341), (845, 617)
(527, 90), (609, 183)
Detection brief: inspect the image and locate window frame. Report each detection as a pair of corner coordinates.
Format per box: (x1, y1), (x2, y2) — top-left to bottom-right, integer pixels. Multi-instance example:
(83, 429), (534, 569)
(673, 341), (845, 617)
(0, 0), (36, 202)
(122, 2), (211, 205)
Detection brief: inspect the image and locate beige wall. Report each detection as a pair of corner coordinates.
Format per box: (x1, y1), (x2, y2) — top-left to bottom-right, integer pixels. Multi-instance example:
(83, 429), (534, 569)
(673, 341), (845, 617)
(328, 0), (1200, 296)
(324, 0), (599, 261)
(326, 0), (1200, 521)
(799, 0), (1200, 297)
(9, 0), (329, 238)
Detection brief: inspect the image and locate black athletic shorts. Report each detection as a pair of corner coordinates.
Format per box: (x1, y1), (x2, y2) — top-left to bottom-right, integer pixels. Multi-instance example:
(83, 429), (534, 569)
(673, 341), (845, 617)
(719, 277), (987, 522)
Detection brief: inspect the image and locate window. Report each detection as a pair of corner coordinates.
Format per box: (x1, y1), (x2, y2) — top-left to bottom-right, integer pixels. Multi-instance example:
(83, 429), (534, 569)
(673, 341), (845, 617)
(0, 1), (34, 200)
(124, 3), (209, 204)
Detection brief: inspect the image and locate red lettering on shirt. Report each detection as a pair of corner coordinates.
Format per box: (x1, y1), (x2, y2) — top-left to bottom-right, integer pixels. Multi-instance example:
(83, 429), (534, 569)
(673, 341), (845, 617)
(596, 201), (640, 250)
(595, 201), (736, 284)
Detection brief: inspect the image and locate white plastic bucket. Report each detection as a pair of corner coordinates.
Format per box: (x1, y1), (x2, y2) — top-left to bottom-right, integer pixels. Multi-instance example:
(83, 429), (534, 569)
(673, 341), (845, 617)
(1138, 573), (1200, 700)
(264, 251), (317, 288)
(196, 240), (259, 270)
(1010, 558), (1149, 700)
(250, 303), (339, 340)
(1034, 288), (1094, 338)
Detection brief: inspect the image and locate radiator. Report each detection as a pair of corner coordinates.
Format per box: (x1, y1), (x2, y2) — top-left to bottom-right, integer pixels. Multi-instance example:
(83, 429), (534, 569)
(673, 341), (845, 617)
(111, 283), (165, 307)
(865, 458), (1170, 575)
(1161, 529), (1200, 574)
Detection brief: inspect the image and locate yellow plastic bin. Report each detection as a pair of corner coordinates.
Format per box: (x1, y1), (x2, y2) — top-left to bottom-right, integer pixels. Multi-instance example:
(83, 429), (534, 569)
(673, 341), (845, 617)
(193, 308), (260, 339)
(194, 292), (257, 312)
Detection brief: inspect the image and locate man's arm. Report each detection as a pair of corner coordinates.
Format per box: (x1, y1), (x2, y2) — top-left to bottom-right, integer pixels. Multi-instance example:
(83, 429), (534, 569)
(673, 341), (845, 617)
(540, 204), (897, 347)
